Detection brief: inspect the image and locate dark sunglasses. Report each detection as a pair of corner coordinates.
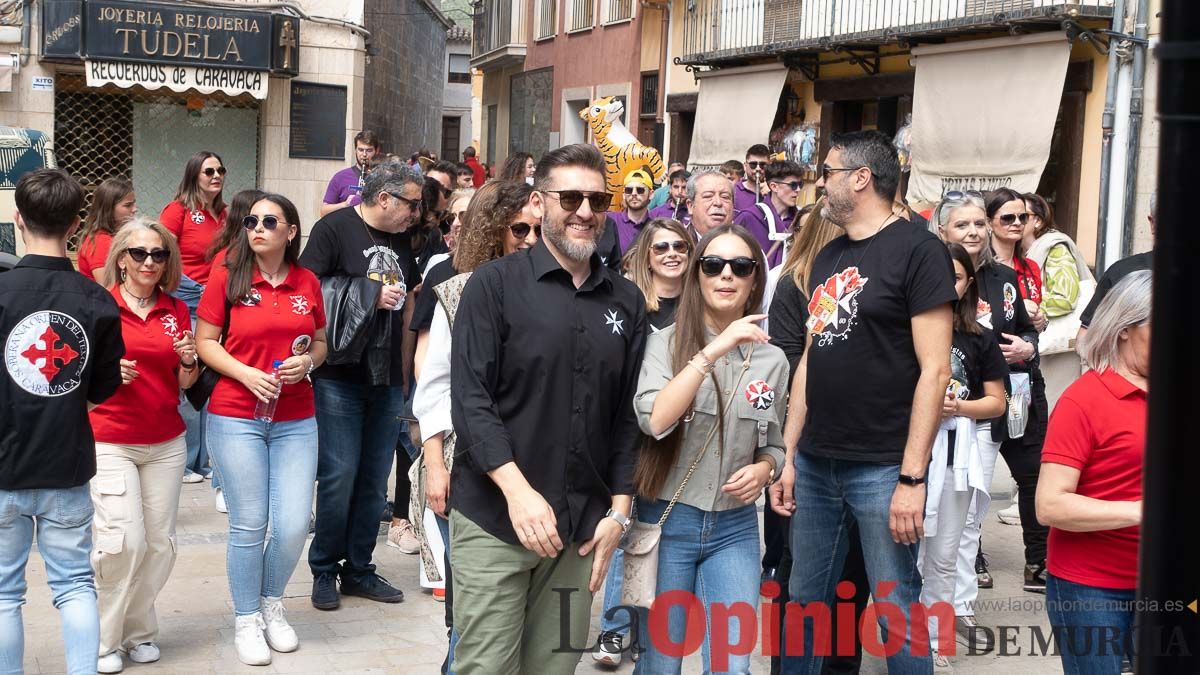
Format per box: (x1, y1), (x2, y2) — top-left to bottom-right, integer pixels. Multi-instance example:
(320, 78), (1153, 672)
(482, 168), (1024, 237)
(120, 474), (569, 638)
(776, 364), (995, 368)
(508, 222), (541, 239)
(623, 186), (648, 195)
(699, 255), (757, 278)
(202, 166), (228, 177)
(998, 212), (1030, 225)
(944, 190), (984, 200)
(746, 161), (767, 168)
(772, 180), (803, 191)
(651, 240), (689, 255)
(388, 192), (422, 210)
(126, 247), (170, 264)
(242, 215), (287, 230)
(543, 190), (613, 213)
(821, 165), (863, 182)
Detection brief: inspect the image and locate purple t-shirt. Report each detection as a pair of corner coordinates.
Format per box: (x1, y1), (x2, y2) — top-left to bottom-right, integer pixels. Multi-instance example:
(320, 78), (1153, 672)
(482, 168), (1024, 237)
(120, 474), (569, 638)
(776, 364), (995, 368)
(648, 201), (690, 225)
(734, 180), (762, 214)
(610, 210), (650, 253)
(733, 201), (791, 267)
(323, 166), (367, 207)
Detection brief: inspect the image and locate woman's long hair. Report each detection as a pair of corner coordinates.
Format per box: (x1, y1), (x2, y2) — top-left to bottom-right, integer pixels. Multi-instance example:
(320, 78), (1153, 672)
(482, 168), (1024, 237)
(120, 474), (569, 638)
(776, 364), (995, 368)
(453, 181), (534, 273)
(101, 216), (182, 292)
(622, 218), (692, 313)
(224, 193), (301, 301)
(1024, 192), (1055, 239)
(986, 187), (1026, 260)
(499, 152), (533, 182)
(173, 150), (227, 215)
(634, 224), (767, 498)
(947, 243), (982, 336)
(79, 177), (134, 244)
(207, 189), (265, 262)
(780, 198), (840, 295)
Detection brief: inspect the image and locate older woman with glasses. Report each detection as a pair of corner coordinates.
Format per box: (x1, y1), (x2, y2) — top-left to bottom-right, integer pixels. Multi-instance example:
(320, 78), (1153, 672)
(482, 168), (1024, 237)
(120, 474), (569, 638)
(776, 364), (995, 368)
(90, 218), (197, 673)
(1037, 270), (1150, 675)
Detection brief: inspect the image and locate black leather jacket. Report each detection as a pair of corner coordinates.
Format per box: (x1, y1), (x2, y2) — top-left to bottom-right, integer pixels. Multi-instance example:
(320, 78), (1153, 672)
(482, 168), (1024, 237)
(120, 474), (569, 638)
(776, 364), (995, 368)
(320, 275), (393, 385)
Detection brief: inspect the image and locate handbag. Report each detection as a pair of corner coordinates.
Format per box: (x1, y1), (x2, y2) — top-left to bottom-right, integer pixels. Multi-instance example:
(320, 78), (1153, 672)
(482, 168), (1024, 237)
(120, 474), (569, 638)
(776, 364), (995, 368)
(184, 298), (231, 411)
(620, 351), (752, 609)
(1006, 372), (1032, 439)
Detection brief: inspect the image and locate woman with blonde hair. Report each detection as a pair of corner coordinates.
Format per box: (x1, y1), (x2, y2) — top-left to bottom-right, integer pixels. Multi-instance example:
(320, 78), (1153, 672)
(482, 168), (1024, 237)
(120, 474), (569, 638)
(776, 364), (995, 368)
(91, 217), (198, 673)
(77, 177), (137, 282)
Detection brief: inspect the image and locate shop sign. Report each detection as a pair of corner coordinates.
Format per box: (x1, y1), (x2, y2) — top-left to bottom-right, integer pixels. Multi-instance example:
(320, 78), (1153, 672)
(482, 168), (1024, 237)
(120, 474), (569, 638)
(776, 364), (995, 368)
(85, 60), (269, 100)
(42, 0), (299, 75)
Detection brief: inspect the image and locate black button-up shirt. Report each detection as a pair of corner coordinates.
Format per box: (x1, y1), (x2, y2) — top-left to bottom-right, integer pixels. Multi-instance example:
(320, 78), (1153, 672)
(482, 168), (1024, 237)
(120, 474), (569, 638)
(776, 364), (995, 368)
(450, 239), (647, 545)
(0, 255), (124, 489)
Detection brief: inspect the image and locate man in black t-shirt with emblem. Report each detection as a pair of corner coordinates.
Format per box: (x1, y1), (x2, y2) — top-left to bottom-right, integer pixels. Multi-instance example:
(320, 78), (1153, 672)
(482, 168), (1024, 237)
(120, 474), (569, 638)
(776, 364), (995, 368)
(770, 131), (955, 673)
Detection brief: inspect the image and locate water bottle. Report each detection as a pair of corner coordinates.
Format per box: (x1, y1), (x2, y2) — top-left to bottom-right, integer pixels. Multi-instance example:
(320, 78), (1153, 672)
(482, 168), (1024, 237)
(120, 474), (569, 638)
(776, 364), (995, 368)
(254, 360), (284, 422)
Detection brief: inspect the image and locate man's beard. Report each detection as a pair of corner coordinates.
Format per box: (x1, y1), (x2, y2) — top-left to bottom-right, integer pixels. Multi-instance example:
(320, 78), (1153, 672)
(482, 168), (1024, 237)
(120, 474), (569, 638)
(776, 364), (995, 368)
(821, 187), (854, 227)
(543, 215), (600, 262)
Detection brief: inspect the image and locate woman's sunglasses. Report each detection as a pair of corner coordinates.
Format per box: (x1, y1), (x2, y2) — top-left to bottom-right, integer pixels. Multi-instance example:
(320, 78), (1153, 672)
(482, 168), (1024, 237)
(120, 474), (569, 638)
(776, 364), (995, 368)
(623, 186), (648, 195)
(944, 190), (983, 200)
(243, 215), (287, 230)
(202, 166), (228, 178)
(509, 222), (541, 239)
(998, 212), (1030, 225)
(651, 240), (689, 255)
(543, 190), (613, 213)
(698, 255), (757, 278)
(126, 247), (170, 264)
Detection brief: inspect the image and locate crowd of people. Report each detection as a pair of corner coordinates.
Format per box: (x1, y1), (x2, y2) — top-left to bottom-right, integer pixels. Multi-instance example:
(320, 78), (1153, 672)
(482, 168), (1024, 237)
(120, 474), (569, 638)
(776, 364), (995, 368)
(0, 128), (1153, 675)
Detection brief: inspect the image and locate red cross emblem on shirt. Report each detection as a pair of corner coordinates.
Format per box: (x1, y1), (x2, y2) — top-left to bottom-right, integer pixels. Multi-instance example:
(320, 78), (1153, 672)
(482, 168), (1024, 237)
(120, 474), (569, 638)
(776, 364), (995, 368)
(21, 325), (79, 381)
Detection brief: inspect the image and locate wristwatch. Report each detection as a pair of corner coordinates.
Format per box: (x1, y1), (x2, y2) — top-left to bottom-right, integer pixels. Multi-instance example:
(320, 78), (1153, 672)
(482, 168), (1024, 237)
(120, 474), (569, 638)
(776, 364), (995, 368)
(605, 509), (631, 535)
(897, 473), (926, 486)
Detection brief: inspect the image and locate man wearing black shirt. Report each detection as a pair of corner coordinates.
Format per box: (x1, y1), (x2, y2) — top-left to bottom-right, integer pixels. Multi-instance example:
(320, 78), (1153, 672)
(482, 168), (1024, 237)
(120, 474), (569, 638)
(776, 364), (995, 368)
(770, 131), (954, 673)
(449, 144), (647, 674)
(0, 169), (124, 671)
(300, 160), (423, 609)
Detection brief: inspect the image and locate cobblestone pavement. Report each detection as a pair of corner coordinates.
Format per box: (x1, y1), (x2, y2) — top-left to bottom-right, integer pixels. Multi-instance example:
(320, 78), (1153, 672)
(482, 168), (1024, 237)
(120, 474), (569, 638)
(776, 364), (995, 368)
(16, 481), (1063, 674)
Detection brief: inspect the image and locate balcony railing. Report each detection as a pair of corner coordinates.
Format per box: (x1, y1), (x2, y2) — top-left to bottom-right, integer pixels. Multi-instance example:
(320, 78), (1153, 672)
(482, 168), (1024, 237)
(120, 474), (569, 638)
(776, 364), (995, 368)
(472, 0), (528, 67)
(681, 0), (1116, 64)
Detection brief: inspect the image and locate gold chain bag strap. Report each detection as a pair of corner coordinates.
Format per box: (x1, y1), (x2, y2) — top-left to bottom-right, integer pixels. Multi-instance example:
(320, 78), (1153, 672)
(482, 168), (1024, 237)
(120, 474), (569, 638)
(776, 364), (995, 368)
(620, 349), (752, 609)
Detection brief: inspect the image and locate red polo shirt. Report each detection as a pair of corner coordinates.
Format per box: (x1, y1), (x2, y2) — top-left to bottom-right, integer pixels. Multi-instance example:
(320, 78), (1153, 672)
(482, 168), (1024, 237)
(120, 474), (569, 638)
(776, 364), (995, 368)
(89, 287), (190, 445)
(1043, 368), (1146, 589)
(161, 200), (225, 286)
(77, 231), (114, 281)
(197, 262), (325, 421)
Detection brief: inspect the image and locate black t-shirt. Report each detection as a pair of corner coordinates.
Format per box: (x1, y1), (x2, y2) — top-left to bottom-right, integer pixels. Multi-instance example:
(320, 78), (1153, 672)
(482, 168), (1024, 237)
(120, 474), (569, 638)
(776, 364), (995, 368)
(599, 216), (622, 272)
(1080, 251), (1153, 327)
(768, 271), (809, 374)
(950, 327), (1009, 403)
(299, 206), (422, 384)
(410, 257), (457, 333)
(648, 296), (678, 332)
(800, 219), (957, 463)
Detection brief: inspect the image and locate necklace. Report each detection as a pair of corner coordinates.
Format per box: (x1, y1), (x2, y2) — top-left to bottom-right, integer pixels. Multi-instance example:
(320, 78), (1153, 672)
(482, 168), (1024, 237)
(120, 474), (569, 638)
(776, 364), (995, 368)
(259, 263), (286, 284)
(831, 212), (895, 273)
(121, 283), (154, 309)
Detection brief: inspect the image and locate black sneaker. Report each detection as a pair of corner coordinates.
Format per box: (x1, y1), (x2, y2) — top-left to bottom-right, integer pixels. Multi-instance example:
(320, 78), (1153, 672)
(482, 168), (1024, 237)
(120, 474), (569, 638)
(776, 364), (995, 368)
(975, 551), (993, 589)
(592, 630), (624, 667)
(1024, 563), (1047, 593)
(340, 572), (405, 603)
(380, 501), (394, 523)
(311, 572), (340, 610)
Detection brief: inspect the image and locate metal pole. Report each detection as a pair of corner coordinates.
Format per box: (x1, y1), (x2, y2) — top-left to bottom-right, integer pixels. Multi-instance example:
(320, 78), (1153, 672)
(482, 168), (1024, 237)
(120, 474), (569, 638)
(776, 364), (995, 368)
(1095, 0), (1129, 275)
(1119, 0), (1150, 259)
(1136, 2), (1200, 673)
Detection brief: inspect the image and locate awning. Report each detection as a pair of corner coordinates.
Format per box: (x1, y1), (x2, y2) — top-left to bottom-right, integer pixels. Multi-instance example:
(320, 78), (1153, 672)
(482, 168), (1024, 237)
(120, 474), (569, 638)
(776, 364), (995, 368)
(907, 32), (1071, 204)
(688, 63), (788, 169)
(85, 60), (269, 100)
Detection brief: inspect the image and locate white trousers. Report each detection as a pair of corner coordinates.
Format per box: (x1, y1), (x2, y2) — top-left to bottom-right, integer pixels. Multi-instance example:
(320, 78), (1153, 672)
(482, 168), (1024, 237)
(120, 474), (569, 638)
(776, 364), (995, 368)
(953, 429), (1003, 616)
(919, 465), (972, 651)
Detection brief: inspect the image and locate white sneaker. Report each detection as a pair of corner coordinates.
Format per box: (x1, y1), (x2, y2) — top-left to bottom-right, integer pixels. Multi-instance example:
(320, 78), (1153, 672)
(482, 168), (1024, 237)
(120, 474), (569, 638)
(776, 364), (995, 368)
(97, 651), (124, 673)
(997, 500), (1021, 525)
(128, 642), (160, 663)
(215, 488), (228, 514)
(182, 471), (204, 484)
(234, 613), (272, 666)
(260, 596), (299, 653)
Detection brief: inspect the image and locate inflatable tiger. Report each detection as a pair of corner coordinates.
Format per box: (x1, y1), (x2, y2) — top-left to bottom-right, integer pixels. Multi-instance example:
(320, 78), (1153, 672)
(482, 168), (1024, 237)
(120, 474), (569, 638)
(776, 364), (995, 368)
(579, 97), (667, 210)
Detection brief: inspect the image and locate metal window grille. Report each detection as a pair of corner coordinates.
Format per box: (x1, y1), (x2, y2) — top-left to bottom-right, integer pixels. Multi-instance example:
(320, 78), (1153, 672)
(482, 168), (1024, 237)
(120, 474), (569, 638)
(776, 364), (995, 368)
(607, 0), (633, 23)
(640, 73), (659, 118)
(536, 0), (557, 38)
(53, 74), (261, 252)
(569, 0), (593, 31)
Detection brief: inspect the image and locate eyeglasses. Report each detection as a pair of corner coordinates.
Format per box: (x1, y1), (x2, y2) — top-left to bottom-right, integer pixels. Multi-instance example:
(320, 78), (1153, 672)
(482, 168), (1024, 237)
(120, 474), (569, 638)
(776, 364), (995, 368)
(772, 180), (803, 191)
(543, 190), (613, 213)
(746, 161), (767, 169)
(698, 255), (757, 278)
(998, 212), (1030, 226)
(623, 186), (648, 195)
(651, 240), (689, 255)
(126, 247), (170, 264)
(202, 166), (228, 178)
(388, 192), (422, 210)
(944, 190), (984, 201)
(242, 215), (287, 230)
(437, 185), (453, 199)
(508, 221), (541, 239)
(821, 165), (863, 182)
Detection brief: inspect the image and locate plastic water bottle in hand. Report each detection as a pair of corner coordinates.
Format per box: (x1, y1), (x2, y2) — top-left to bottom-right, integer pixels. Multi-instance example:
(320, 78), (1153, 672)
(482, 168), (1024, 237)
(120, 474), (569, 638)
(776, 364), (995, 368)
(254, 360), (285, 422)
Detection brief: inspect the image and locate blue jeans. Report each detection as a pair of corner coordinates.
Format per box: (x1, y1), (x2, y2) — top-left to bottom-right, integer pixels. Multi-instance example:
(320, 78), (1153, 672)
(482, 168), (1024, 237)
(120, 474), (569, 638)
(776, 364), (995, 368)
(1046, 574), (1135, 675)
(0, 485), (99, 675)
(600, 548), (627, 634)
(308, 378), (406, 579)
(633, 500), (760, 675)
(206, 413), (318, 615)
(784, 453), (932, 675)
(174, 274), (213, 481)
